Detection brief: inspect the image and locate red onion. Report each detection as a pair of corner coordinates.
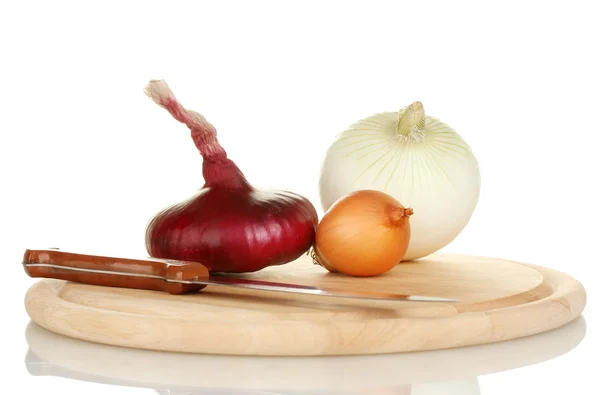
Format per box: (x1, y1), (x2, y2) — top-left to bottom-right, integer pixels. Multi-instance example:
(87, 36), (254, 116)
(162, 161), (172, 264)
(143, 80), (318, 273)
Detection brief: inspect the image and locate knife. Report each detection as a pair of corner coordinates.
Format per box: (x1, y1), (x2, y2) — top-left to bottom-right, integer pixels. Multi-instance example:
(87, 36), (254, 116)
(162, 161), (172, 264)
(21, 248), (459, 303)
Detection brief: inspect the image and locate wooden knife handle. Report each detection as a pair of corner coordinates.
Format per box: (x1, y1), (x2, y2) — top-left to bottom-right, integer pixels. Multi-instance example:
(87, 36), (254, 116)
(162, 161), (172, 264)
(22, 249), (210, 295)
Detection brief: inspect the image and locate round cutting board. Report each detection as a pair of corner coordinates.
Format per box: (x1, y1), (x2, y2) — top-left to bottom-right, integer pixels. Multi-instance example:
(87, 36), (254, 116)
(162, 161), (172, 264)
(23, 253), (586, 356)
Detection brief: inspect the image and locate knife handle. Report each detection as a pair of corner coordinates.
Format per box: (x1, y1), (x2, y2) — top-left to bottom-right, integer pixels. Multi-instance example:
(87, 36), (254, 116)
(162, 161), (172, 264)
(22, 249), (210, 294)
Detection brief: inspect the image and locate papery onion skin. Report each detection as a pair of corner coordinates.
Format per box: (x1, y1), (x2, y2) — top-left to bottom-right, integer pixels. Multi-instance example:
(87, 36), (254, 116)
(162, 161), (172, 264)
(146, 188), (318, 273)
(313, 190), (412, 277)
(318, 102), (480, 261)
(143, 80), (318, 273)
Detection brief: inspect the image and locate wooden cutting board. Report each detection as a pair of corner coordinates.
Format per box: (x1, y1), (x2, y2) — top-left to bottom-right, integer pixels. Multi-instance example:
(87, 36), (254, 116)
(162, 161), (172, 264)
(23, 252), (586, 356)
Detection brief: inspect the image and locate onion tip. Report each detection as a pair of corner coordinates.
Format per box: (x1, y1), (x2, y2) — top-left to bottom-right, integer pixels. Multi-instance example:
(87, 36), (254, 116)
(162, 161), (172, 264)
(390, 207), (414, 225)
(398, 101), (426, 136)
(144, 79), (175, 107)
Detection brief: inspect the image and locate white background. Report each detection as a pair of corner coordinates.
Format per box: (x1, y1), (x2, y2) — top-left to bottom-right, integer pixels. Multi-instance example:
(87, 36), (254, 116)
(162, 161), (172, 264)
(1, 1), (598, 394)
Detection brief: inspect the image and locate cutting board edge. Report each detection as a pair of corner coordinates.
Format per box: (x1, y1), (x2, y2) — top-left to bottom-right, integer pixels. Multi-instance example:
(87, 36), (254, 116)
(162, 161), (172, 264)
(23, 262), (586, 356)
(23, 315), (587, 391)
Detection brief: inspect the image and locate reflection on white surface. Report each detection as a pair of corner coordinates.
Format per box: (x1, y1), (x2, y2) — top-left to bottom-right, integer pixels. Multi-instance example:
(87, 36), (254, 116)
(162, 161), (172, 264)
(24, 317), (586, 394)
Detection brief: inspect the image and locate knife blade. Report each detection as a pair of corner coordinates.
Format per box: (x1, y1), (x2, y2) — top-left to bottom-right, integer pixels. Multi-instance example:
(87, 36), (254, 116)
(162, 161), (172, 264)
(22, 248), (459, 303)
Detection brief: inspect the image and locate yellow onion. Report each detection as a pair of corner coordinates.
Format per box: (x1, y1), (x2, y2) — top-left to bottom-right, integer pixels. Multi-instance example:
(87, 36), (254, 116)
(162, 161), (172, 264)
(312, 190), (412, 277)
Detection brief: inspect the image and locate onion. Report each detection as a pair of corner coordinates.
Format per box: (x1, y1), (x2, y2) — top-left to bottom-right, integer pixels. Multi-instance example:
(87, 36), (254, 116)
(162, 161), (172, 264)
(143, 80), (318, 273)
(312, 190), (413, 277)
(318, 102), (480, 261)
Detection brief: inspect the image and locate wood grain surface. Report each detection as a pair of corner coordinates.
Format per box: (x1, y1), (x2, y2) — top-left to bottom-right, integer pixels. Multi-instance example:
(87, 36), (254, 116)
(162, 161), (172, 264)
(23, 253), (587, 356)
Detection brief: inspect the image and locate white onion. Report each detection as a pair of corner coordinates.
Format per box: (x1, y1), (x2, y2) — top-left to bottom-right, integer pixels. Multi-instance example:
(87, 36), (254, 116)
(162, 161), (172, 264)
(318, 101), (480, 261)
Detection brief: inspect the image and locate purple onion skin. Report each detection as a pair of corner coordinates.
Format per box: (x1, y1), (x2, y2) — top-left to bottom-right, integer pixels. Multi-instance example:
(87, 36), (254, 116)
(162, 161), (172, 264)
(145, 185), (318, 273)
(142, 80), (319, 273)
